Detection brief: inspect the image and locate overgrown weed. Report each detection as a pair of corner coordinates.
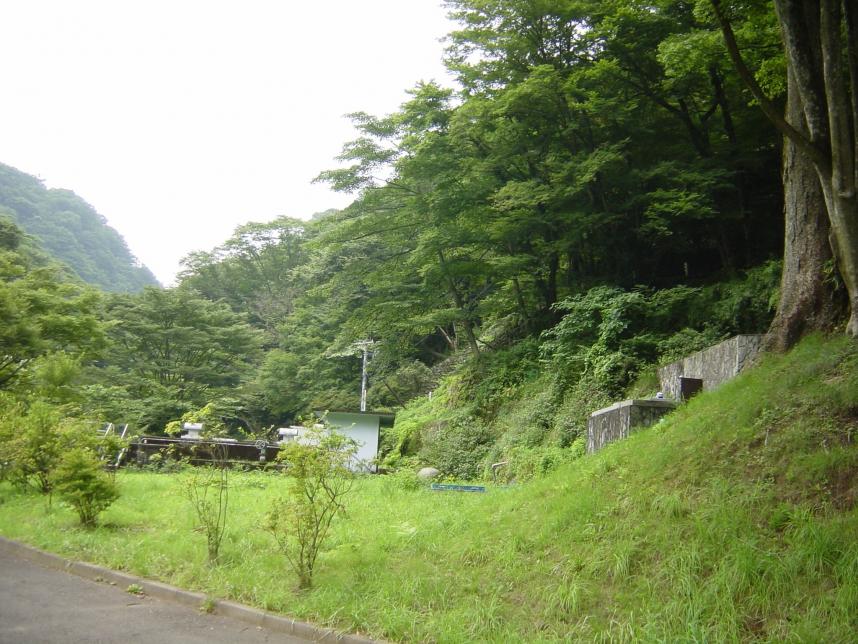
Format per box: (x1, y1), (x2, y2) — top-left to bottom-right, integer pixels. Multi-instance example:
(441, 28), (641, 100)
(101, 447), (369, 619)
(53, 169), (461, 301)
(0, 334), (856, 641)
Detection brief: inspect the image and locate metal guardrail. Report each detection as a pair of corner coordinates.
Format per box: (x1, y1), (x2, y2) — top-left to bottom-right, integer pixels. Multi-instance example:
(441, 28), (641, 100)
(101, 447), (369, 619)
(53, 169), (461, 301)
(490, 460), (508, 483)
(113, 424), (129, 467)
(129, 435), (281, 468)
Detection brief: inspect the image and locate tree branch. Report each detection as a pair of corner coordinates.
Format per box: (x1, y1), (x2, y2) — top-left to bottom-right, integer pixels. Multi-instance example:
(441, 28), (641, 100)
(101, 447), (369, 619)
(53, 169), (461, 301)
(710, 0), (829, 170)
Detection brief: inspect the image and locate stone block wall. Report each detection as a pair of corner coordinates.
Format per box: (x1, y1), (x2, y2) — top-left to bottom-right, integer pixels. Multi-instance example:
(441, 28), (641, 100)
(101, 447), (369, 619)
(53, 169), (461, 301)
(658, 334), (763, 400)
(587, 399), (677, 454)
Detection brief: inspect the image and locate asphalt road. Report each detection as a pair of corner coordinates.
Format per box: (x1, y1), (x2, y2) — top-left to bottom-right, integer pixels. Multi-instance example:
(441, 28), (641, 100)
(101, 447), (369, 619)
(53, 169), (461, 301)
(0, 548), (310, 644)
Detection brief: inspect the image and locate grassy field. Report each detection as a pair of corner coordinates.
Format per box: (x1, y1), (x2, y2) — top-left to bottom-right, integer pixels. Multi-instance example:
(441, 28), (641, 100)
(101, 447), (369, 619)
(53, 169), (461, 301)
(1, 334), (857, 642)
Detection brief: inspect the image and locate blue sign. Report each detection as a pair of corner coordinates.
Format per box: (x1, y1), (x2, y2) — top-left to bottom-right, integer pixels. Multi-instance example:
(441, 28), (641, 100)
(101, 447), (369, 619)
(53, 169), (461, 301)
(430, 483), (486, 493)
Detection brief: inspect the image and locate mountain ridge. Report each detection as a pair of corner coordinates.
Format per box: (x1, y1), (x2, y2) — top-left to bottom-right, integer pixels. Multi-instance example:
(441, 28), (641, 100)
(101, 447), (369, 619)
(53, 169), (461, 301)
(0, 162), (159, 292)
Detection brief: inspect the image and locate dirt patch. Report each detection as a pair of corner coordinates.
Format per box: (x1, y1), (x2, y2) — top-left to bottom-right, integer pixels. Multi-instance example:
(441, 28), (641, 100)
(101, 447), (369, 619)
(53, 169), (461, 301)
(827, 464), (858, 511)
(742, 614), (767, 640)
(835, 409), (858, 445)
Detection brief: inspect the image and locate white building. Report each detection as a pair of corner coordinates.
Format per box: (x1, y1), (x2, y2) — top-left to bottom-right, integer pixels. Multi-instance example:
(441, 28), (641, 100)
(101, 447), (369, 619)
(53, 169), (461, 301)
(326, 411), (393, 471)
(277, 411), (394, 472)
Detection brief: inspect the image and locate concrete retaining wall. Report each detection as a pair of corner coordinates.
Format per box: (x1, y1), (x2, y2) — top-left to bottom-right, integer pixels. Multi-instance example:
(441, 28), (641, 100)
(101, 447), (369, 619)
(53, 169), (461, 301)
(658, 334), (762, 400)
(587, 399), (676, 454)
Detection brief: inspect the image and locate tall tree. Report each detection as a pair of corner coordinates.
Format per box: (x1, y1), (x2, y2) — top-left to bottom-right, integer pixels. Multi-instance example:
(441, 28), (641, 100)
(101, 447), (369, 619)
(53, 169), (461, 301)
(96, 287), (263, 430)
(0, 218), (104, 389)
(316, 83), (493, 360)
(105, 287), (262, 394)
(179, 217), (311, 338)
(445, 0), (781, 290)
(713, 0), (858, 338)
(766, 67), (841, 349)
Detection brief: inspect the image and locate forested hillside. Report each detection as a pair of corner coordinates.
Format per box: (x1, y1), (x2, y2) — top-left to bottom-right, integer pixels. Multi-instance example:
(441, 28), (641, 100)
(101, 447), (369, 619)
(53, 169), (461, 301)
(175, 0), (799, 458)
(0, 163), (158, 292)
(1, 0), (856, 481)
(1, 2), (856, 639)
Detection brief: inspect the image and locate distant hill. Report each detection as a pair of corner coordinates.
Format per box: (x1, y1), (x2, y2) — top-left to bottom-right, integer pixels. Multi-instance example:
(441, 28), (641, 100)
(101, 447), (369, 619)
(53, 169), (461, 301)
(0, 163), (159, 292)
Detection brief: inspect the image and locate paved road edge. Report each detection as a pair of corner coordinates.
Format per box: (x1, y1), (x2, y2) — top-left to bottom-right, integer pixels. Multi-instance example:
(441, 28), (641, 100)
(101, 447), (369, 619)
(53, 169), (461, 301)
(0, 536), (377, 643)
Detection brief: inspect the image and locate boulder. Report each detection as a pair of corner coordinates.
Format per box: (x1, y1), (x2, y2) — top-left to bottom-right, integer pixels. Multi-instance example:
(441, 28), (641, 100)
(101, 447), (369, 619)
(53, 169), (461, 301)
(417, 467), (440, 480)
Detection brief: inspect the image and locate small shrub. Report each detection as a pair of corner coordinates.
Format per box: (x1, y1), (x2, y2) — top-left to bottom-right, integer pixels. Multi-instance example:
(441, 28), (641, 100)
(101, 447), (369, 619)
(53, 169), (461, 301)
(383, 465), (423, 491)
(182, 451), (229, 565)
(266, 426), (357, 589)
(52, 448), (119, 527)
(0, 402), (64, 494)
(0, 403), (122, 497)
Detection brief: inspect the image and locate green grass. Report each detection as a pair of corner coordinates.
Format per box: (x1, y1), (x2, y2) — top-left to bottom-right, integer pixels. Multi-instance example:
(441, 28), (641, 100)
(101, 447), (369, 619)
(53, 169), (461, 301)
(2, 334), (857, 641)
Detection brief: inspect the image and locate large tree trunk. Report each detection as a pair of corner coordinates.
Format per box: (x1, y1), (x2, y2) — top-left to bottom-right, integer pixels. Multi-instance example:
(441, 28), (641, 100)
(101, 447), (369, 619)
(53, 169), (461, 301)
(765, 68), (841, 351)
(818, 176), (858, 335)
(816, 0), (858, 336)
(776, 0), (858, 337)
(713, 0), (858, 342)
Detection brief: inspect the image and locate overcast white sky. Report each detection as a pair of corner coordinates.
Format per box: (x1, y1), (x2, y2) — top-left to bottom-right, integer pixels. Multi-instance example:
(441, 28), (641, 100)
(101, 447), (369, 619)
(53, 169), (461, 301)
(0, 1), (456, 285)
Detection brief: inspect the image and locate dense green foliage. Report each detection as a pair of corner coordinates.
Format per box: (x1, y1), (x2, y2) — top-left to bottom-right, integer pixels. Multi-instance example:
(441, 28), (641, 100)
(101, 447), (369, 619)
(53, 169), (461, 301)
(0, 401), (67, 494)
(0, 219), (105, 394)
(380, 262), (779, 480)
(87, 288), (263, 433)
(0, 335), (855, 640)
(0, 163), (158, 292)
(1, 0), (822, 475)
(138, 0), (790, 452)
(0, 1), (854, 639)
(51, 447), (119, 526)
(0, 397), (123, 523)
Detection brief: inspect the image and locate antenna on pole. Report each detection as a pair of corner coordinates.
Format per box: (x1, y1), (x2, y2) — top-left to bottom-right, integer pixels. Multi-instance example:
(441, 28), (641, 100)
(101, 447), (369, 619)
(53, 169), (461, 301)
(326, 339), (377, 411)
(352, 340), (376, 412)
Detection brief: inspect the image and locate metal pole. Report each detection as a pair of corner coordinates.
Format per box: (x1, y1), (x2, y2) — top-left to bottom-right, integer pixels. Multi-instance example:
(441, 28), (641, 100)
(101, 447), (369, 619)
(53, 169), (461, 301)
(360, 346), (368, 412)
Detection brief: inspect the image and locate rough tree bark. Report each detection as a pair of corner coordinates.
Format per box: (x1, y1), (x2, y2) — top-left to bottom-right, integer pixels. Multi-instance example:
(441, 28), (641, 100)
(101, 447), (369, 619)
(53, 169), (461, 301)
(713, 0), (858, 341)
(812, 0), (858, 337)
(765, 68), (841, 351)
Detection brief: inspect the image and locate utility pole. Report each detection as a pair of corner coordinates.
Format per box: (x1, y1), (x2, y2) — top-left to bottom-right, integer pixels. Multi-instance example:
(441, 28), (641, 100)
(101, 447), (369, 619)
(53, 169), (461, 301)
(329, 339), (376, 412)
(360, 344), (369, 411)
(353, 339), (375, 412)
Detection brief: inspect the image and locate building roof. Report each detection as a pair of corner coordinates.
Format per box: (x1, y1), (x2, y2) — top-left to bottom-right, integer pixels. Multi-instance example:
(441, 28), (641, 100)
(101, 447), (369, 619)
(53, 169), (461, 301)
(317, 410), (396, 427)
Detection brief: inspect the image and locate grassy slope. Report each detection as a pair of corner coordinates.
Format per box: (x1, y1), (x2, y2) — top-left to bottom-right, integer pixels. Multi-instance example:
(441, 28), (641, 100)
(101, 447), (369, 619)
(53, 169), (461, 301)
(1, 334), (857, 642)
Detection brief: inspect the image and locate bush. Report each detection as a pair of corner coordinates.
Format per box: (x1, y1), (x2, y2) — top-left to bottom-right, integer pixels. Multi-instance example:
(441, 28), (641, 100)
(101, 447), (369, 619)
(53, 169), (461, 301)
(367, 359), (434, 409)
(382, 462), (424, 491)
(463, 338), (542, 419)
(419, 416), (494, 480)
(494, 439), (586, 482)
(52, 448), (119, 526)
(380, 394), (436, 467)
(266, 427), (357, 589)
(0, 402), (65, 494)
(165, 402), (229, 437)
(541, 267), (780, 400)
(182, 453), (229, 565)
